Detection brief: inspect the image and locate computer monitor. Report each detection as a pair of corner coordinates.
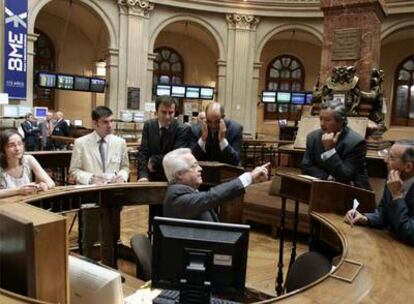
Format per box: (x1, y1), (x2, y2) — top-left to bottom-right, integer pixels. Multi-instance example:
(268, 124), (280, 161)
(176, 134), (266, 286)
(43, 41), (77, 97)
(69, 255), (123, 304)
(200, 87), (214, 100)
(305, 92), (313, 104)
(291, 92), (306, 105)
(74, 76), (90, 91)
(152, 217), (250, 294)
(262, 91), (276, 103)
(2, 105), (19, 118)
(133, 111), (145, 122)
(185, 87), (200, 99)
(73, 119), (83, 127)
(33, 107), (48, 120)
(120, 111), (133, 122)
(156, 85), (171, 96)
(171, 85), (186, 98)
(57, 74), (74, 90)
(276, 92), (291, 104)
(90, 78), (106, 93)
(37, 72), (56, 88)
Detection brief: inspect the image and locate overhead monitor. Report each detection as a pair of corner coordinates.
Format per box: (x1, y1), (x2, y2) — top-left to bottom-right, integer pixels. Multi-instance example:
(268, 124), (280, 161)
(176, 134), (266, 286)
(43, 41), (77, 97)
(152, 217), (250, 294)
(171, 85), (186, 98)
(185, 87), (200, 99)
(69, 256), (123, 304)
(200, 87), (214, 100)
(38, 72), (56, 88)
(277, 92), (291, 104)
(73, 120), (83, 127)
(156, 85), (171, 96)
(57, 75), (74, 90)
(74, 76), (90, 91)
(262, 91), (277, 103)
(90, 78), (106, 93)
(18, 105), (32, 117)
(33, 107), (48, 120)
(291, 92), (306, 105)
(2, 105), (19, 118)
(305, 92), (313, 104)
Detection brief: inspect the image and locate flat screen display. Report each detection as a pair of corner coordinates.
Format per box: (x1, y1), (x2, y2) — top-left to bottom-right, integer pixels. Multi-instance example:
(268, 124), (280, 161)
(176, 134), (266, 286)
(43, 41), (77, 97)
(74, 77), (90, 91)
(171, 85), (185, 98)
(38, 72), (56, 88)
(156, 85), (171, 96)
(57, 75), (74, 90)
(305, 93), (313, 104)
(34, 107), (48, 119)
(73, 120), (83, 126)
(277, 92), (291, 104)
(186, 87), (200, 99)
(262, 91), (276, 103)
(291, 92), (306, 105)
(200, 87), (214, 100)
(90, 78), (106, 93)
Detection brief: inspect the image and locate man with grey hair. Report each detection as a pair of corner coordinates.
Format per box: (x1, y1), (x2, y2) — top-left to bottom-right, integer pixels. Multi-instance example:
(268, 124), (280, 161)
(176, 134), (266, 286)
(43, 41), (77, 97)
(302, 99), (371, 190)
(162, 148), (269, 221)
(345, 140), (414, 245)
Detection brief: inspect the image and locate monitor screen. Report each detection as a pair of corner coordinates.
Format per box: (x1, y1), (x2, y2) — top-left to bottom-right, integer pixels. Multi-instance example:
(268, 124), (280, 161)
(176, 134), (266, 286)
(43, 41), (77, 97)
(305, 93), (313, 104)
(69, 256), (123, 304)
(74, 76), (90, 91)
(57, 75), (74, 90)
(291, 92), (306, 105)
(152, 217), (250, 293)
(2, 105), (19, 117)
(200, 87), (214, 100)
(38, 72), (56, 88)
(185, 87), (200, 99)
(34, 107), (48, 119)
(90, 78), (106, 93)
(277, 92), (291, 104)
(262, 91), (276, 103)
(73, 120), (83, 127)
(133, 111), (145, 122)
(156, 85), (171, 96)
(171, 85), (186, 98)
(120, 111), (133, 122)
(18, 105), (32, 117)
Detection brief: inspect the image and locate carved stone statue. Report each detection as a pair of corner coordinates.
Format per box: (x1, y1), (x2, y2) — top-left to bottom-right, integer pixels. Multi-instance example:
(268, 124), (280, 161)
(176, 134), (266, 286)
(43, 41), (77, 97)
(359, 68), (385, 126)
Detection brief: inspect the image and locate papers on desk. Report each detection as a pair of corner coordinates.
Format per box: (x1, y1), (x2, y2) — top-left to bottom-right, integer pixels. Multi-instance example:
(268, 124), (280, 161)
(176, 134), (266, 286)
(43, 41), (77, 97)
(297, 174), (319, 181)
(124, 288), (162, 304)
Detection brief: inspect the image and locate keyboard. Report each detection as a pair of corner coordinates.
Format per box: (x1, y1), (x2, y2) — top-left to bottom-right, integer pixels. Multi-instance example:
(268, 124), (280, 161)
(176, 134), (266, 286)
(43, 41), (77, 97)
(152, 289), (242, 304)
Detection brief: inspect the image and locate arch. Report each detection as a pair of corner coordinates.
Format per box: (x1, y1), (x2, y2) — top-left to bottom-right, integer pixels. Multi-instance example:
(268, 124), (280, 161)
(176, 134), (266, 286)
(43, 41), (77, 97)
(29, 0), (117, 49)
(381, 19), (414, 41)
(149, 14), (224, 60)
(256, 23), (323, 62)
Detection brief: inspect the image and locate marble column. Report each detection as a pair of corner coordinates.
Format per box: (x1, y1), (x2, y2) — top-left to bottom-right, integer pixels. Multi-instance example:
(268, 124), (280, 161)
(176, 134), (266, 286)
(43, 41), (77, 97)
(145, 52), (156, 104)
(320, 0), (386, 90)
(118, 0), (154, 113)
(216, 59), (227, 103)
(26, 33), (39, 106)
(105, 48), (120, 111)
(225, 14), (260, 135)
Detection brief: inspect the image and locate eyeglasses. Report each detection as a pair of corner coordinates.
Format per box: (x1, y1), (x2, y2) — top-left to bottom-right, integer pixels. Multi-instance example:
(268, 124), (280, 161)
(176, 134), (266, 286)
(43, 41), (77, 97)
(378, 148), (401, 160)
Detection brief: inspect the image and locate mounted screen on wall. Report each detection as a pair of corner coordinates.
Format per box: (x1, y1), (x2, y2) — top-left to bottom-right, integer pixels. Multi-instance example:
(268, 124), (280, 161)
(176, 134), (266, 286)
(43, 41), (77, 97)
(200, 87), (214, 100)
(291, 92), (306, 105)
(156, 85), (171, 96)
(74, 76), (90, 91)
(38, 72), (56, 88)
(276, 92), (291, 104)
(57, 75), (74, 90)
(305, 92), (313, 104)
(90, 78), (106, 93)
(262, 91), (277, 103)
(185, 87), (200, 99)
(171, 85), (185, 98)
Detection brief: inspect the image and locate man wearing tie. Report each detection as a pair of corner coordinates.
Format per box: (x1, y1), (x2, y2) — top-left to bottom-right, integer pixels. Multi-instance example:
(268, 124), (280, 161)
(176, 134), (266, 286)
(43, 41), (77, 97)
(70, 106), (129, 266)
(39, 111), (55, 150)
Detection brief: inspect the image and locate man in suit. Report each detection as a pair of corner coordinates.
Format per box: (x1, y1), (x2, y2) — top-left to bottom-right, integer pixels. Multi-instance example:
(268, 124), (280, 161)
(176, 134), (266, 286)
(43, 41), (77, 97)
(52, 111), (69, 150)
(302, 99), (371, 190)
(191, 102), (243, 166)
(162, 148), (269, 221)
(39, 111), (55, 150)
(70, 106), (129, 266)
(21, 113), (39, 151)
(345, 140), (414, 246)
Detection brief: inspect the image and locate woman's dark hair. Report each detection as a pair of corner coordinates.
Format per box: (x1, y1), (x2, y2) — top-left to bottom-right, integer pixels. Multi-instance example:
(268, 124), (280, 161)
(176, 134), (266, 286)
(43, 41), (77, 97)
(0, 129), (24, 169)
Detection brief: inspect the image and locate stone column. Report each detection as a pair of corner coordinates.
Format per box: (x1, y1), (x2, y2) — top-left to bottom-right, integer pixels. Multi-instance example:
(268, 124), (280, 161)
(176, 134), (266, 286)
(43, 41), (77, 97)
(26, 33), (39, 106)
(118, 0), (154, 112)
(319, 0), (386, 90)
(145, 52), (156, 104)
(105, 48), (120, 111)
(216, 59), (227, 103)
(225, 14), (260, 135)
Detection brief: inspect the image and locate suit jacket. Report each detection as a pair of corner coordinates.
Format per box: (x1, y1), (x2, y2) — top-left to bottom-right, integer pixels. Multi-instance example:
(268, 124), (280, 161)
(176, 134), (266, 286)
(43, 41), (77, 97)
(365, 183), (414, 246)
(302, 126), (371, 190)
(163, 178), (245, 221)
(21, 121), (39, 148)
(69, 131), (130, 185)
(52, 119), (69, 149)
(191, 118), (243, 166)
(138, 118), (190, 180)
(39, 120), (55, 149)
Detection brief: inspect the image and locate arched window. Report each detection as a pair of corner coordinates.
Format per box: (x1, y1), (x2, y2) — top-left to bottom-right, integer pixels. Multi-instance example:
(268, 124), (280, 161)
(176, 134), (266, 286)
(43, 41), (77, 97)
(264, 55), (305, 120)
(153, 47), (184, 86)
(392, 55), (414, 126)
(34, 30), (55, 109)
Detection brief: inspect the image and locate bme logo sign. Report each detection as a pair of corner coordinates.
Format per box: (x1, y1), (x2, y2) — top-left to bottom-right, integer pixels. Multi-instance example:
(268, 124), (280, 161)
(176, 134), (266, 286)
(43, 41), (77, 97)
(4, 0), (28, 100)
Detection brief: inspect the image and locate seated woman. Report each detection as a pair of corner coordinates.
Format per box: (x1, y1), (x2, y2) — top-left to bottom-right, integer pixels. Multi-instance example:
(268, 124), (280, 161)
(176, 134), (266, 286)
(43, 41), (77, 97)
(0, 129), (55, 198)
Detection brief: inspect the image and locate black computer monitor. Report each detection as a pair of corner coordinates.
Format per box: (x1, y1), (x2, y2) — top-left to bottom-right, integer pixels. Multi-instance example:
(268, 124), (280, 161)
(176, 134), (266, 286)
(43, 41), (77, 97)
(291, 92), (306, 105)
(152, 217), (250, 294)
(276, 91), (291, 104)
(262, 91), (276, 103)
(171, 85), (186, 98)
(90, 78), (106, 93)
(37, 72), (56, 88)
(57, 74), (74, 90)
(305, 92), (314, 104)
(74, 76), (90, 91)
(156, 84), (171, 96)
(200, 87), (214, 100)
(185, 87), (200, 99)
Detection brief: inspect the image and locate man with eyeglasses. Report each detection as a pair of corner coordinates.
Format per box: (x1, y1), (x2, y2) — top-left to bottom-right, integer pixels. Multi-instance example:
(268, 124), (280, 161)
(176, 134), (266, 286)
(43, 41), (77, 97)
(162, 148), (269, 222)
(302, 99), (371, 190)
(345, 140), (414, 246)
(191, 102), (243, 166)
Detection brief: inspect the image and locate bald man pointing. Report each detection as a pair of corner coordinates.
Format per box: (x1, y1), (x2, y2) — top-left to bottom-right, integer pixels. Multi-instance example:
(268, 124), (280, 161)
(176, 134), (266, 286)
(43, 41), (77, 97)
(191, 102), (243, 165)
